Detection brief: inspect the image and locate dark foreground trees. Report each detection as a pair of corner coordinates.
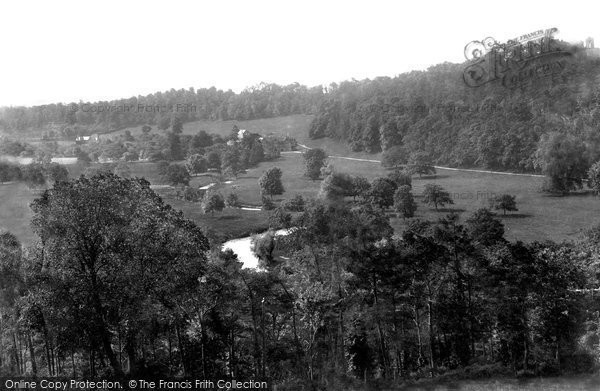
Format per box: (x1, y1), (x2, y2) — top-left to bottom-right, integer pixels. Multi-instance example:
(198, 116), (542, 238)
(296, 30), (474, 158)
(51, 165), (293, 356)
(1, 178), (599, 386)
(28, 173), (209, 375)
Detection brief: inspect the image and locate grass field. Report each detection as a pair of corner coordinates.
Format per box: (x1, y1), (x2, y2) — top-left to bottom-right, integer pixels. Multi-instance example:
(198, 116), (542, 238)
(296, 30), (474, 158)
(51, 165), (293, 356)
(3, 114), (600, 245)
(102, 114), (387, 161)
(218, 152), (600, 243)
(108, 114), (314, 141)
(0, 162), (266, 245)
(3, 150), (600, 245)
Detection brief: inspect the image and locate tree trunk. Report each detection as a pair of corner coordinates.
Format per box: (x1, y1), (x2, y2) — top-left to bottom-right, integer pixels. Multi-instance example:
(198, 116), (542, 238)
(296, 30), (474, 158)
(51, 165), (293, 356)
(90, 276), (122, 375)
(240, 274), (260, 377)
(175, 324), (187, 377)
(413, 306), (424, 368)
(125, 330), (137, 375)
(373, 276), (389, 377)
(229, 327), (236, 378)
(12, 332), (21, 375)
(71, 349), (76, 377)
(200, 311), (207, 378)
(427, 299), (435, 376)
(28, 332), (37, 375)
(167, 325), (173, 376)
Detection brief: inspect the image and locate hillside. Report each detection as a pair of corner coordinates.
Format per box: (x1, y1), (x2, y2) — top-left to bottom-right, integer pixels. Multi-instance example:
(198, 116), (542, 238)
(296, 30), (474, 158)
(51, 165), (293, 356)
(0, 83), (323, 138)
(308, 41), (600, 172)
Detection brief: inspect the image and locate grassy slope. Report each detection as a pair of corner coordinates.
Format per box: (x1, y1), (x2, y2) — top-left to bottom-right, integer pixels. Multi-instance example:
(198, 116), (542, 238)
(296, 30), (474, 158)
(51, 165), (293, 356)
(105, 114), (383, 160)
(108, 114), (314, 141)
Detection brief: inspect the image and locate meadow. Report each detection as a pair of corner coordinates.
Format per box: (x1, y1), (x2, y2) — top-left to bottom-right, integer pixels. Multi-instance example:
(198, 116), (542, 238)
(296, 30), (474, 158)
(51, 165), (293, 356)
(110, 114), (314, 142)
(3, 115), (600, 245)
(218, 151), (600, 243)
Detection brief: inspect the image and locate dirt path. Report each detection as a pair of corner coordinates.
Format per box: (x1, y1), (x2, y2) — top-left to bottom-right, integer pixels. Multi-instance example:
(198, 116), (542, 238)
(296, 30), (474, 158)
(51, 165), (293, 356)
(296, 144), (545, 178)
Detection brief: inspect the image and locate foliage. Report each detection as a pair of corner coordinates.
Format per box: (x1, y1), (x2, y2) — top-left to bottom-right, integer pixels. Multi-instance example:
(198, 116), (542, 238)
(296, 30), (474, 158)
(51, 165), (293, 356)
(27, 173), (208, 375)
(0, 162), (22, 183)
(221, 145), (242, 178)
(21, 164), (46, 188)
(261, 196), (275, 210)
(350, 175), (371, 200)
(186, 154), (208, 175)
(393, 185), (417, 218)
(535, 132), (588, 193)
(0, 83), (323, 135)
(181, 186), (203, 202)
(303, 148), (327, 180)
(259, 167), (285, 199)
(489, 194), (518, 215)
(387, 169), (412, 188)
(465, 208), (505, 246)
(319, 172), (353, 201)
(163, 163), (191, 186)
(407, 151), (436, 177)
(202, 191), (225, 214)
(251, 231), (276, 268)
(422, 183), (454, 210)
(367, 177), (397, 209)
(587, 161), (600, 195)
(381, 145), (407, 168)
(206, 151), (221, 169)
(225, 192), (240, 208)
(283, 194), (305, 212)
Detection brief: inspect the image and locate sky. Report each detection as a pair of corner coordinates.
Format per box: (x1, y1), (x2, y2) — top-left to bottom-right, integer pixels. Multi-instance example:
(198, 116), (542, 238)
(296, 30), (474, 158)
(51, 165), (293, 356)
(0, 0), (598, 107)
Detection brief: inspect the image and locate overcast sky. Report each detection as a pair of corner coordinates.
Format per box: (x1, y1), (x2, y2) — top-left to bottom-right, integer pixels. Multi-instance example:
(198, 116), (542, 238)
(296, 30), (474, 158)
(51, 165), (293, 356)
(0, 0), (597, 107)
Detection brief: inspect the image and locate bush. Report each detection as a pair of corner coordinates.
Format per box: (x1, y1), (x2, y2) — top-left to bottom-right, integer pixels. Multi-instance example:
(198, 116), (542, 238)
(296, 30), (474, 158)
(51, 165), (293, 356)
(186, 154), (208, 175)
(164, 164), (190, 186)
(182, 186), (203, 202)
(284, 194), (305, 212)
(261, 196), (275, 211)
(0, 162), (22, 183)
(202, 191), (225, 214)
(381, 145), (407, 168)
(225, 192), (240, 208)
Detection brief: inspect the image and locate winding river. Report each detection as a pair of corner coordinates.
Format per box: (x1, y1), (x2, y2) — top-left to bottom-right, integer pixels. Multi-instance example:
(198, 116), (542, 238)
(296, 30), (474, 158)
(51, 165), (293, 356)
(221, 228), (292, 269)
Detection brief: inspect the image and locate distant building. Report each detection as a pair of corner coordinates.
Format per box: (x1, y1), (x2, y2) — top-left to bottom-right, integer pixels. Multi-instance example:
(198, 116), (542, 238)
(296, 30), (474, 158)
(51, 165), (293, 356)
(75, 134), (100, 144)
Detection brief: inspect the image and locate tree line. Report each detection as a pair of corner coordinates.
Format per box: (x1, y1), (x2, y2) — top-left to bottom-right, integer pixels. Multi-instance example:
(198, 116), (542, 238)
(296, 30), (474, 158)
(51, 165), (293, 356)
(307, 43), (600, 184)
(0, 83), (324, 137)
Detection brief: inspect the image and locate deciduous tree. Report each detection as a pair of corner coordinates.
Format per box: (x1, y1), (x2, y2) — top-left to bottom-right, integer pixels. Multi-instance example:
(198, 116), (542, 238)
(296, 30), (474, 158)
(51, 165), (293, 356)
(422, 184), (453, 210)
(259, 167), (285, 199)
(303, 148), (327, 180)
(393, 185), (417, 218)
(489, 194), (518, 215)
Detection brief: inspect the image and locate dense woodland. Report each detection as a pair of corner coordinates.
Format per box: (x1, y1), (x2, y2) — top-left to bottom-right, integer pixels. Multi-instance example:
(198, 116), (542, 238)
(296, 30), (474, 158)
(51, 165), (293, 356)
(0, 173), (600, 389)
(0, 83), (324, 138)
(308, 44), (600, 173)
